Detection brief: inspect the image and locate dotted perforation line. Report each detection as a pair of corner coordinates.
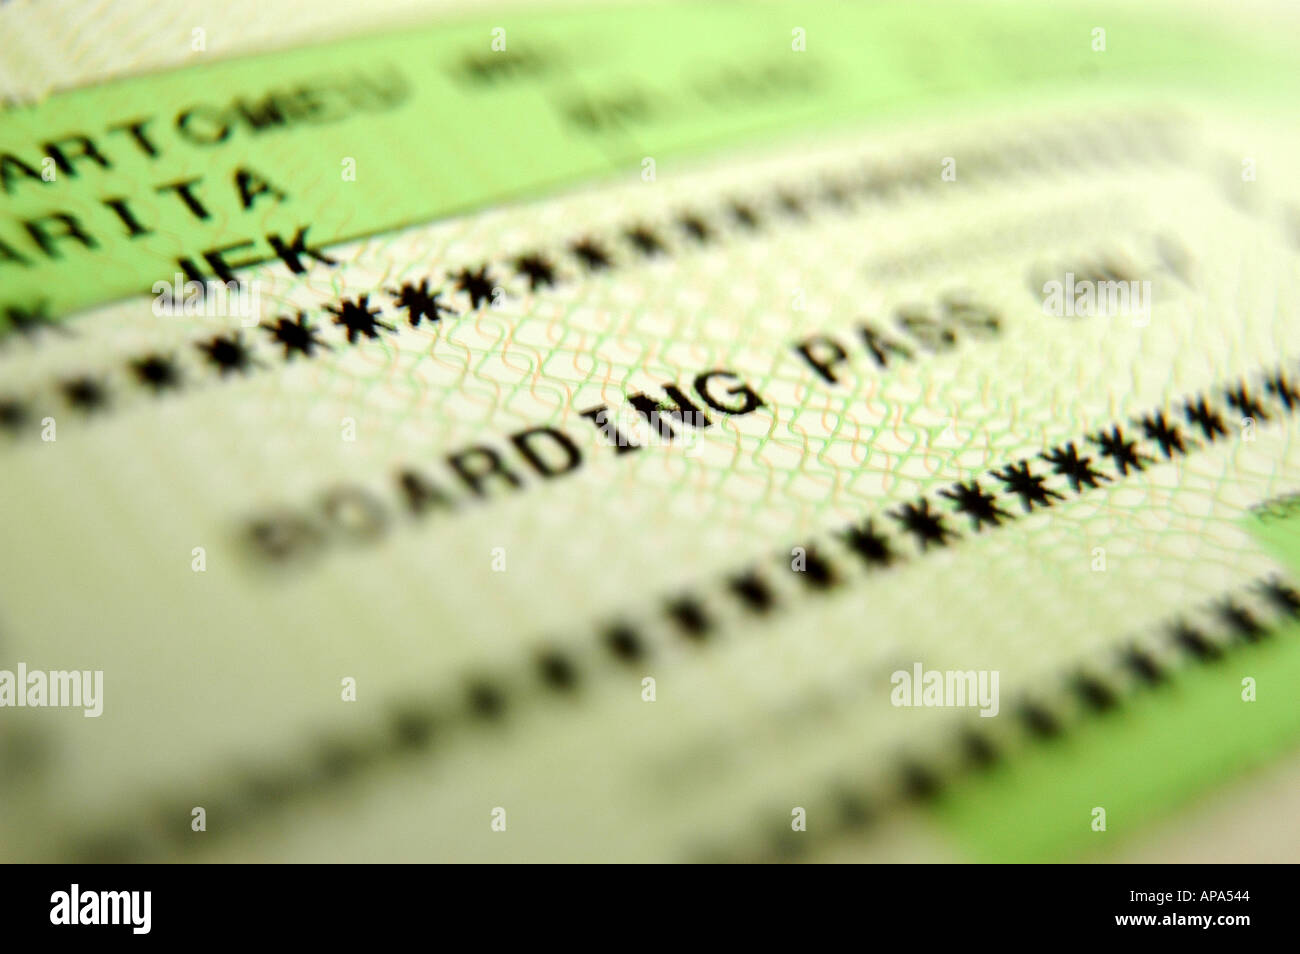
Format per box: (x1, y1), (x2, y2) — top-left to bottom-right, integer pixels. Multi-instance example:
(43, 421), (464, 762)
(707, 573), (1300, 863)
(0, 111), (1181, 439)
(63, 361), (1295, 861)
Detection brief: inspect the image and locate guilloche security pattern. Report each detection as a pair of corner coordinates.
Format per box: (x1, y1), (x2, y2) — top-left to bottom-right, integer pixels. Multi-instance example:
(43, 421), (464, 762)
(1, 0), (1298, 862)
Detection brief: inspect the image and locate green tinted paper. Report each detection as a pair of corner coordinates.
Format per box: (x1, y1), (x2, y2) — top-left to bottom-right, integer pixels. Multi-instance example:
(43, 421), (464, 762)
(1, 0), (1299, 864)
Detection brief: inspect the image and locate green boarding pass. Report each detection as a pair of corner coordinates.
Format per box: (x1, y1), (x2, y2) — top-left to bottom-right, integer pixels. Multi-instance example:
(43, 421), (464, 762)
(1, 0), (1299, 863)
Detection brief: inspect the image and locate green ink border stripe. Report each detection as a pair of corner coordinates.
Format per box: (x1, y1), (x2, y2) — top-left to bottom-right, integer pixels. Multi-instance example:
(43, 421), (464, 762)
(0, 1), (1289, 321)
(935, 615), (1300, 862)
